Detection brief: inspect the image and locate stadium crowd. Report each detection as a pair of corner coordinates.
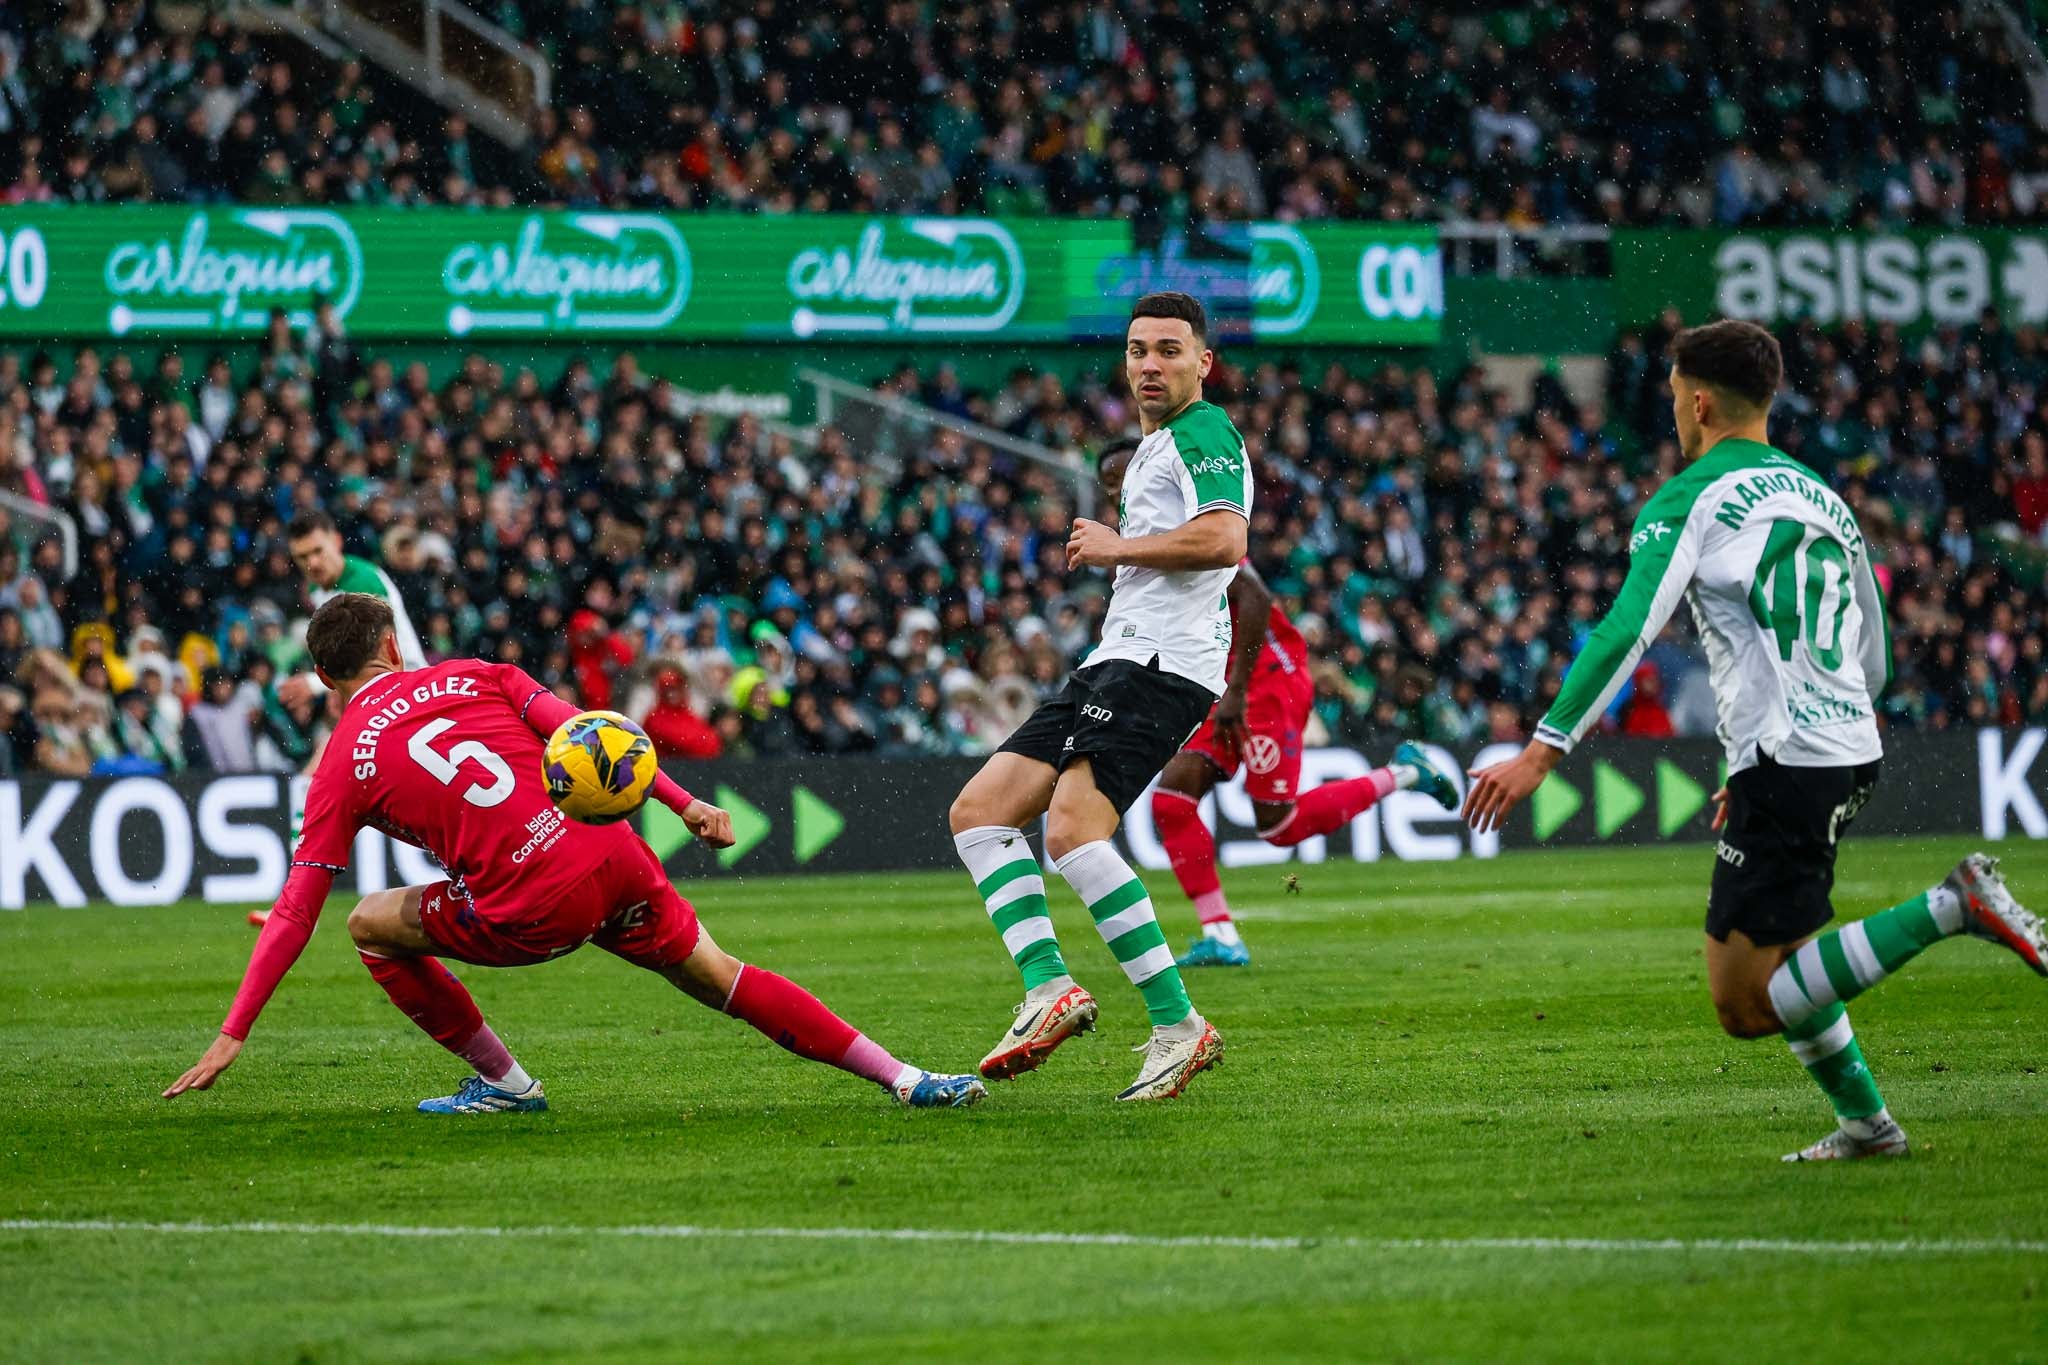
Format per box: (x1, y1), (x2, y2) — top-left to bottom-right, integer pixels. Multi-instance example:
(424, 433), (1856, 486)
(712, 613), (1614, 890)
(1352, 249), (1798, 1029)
(4, 0), (2045, 229)
(2, 300), (2046, 776)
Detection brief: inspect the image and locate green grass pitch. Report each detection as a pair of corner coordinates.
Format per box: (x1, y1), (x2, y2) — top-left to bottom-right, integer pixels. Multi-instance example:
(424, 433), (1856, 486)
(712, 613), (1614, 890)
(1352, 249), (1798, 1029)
(4, 837), (2045, 1361)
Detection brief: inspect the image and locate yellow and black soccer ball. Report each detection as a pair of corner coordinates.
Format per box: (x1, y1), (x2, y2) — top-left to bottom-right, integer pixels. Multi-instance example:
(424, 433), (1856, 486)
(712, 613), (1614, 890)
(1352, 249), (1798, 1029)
(543, 709), (657, 824)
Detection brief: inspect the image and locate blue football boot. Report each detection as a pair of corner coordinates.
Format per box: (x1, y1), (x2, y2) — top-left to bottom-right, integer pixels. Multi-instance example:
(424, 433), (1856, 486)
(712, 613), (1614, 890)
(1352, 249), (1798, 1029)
(1395, 741), (1460, 811)
(890, 1070), (988, 1108)
(1176, 935), (1251, 968)
(416, 1075), (549, 1114)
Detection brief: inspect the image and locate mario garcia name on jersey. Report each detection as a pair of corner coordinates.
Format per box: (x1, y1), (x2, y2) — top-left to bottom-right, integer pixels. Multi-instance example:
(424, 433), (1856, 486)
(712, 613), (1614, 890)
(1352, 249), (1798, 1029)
(1085, 400), (1253, 696)
(1536, 438), (1888, 775)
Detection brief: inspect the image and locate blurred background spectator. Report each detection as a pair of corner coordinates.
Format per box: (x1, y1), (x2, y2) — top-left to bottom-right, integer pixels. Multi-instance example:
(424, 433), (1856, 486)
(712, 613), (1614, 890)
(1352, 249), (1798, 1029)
(3, 303), (2045, 774)
(2, 1), (2043, 230)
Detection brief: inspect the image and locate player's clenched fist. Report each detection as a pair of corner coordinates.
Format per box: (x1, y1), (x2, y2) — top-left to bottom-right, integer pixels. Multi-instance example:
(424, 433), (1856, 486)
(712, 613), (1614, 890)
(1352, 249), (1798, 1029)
(683, 799), (736, 848)
(1068, 518), (1125, 569)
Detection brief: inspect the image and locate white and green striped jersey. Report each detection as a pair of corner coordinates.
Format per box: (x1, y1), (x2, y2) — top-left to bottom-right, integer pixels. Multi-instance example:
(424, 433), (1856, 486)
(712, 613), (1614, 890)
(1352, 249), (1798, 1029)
(1536, 438), (1888, 775)
(1084, 400), (1252, 694)
(312, 554), (428, 671)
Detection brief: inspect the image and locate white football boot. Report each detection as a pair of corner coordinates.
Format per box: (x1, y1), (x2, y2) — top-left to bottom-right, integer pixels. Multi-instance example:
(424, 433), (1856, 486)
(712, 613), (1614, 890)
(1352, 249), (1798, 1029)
(979, 981), (1098, 1080)
(1783, 1113), (1911, 1162)
(1946, 854), (2048, 975)
(1115, 1015), (1223, 1102)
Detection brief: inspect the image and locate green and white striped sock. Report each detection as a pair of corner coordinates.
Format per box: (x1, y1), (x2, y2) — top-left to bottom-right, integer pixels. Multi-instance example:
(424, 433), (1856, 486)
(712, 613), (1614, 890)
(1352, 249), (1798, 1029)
(1781, 1001), (1886, 1121)
(1767, 887), (1964, 1029)
(955, 826), (1068, 990)
(1053, 841), (1192, 1028)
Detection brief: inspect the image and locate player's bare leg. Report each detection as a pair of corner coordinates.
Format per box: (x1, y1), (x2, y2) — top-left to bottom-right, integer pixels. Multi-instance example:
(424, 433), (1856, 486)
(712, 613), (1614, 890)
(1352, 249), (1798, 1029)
(656, 928), (984, 1108)
(951, 752), (1102, 1079)
(1046, 760), (1220, 1101)
(347, 886), (546, 1114)
(1753, 855), (2046, 1161)
(1706, 927), (1906, 1161)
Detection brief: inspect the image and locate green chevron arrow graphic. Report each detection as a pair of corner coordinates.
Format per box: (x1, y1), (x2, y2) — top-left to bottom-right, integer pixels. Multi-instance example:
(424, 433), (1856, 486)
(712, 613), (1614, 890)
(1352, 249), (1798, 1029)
(641, 796), (692, 862)
(1593, 761), (1645, 839)
(1657, 759), (1707, 837)
(792, 785), (845, 864)
(1531, 775), (1582, 841)
(714, 784), (771, 868)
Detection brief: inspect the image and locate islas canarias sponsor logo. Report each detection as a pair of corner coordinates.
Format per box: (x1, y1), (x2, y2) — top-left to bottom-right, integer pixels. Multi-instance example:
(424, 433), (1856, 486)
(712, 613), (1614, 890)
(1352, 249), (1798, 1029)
(441, 213), (691, 334)
(785, 219), (1023, 336)
(100, 210), (363, 334)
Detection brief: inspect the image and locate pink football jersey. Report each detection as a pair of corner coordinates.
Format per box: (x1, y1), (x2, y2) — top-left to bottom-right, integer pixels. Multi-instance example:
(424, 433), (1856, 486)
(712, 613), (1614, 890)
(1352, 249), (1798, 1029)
(295, 660), (636, 915)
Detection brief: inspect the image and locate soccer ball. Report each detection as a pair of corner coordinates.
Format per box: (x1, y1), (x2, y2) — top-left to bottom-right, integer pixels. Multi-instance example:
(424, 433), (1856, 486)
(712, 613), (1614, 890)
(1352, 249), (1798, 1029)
(544, 710), (657, 824)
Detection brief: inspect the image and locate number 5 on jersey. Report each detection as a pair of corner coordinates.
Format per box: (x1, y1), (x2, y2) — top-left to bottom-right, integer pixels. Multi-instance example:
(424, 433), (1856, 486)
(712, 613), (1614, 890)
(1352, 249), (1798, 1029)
(409, 717), (515, 807)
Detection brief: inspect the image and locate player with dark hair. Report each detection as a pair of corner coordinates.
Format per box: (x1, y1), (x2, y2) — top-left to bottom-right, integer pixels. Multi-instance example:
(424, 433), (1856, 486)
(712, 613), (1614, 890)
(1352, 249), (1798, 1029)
(1095, 439), (1459, 967)
(165, 592), (986, 1112)
(1464, 318), (2047, 1161)
(248, 511), (430, 928)
(948, 291), (1243, 1101)
(278, 510), (427, 698)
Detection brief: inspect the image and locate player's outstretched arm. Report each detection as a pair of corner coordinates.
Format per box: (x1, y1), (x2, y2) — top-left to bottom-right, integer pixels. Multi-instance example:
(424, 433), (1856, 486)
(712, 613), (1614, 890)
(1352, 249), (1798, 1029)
(497, 663), (708, 821)
(163, 864), (335, 1098)
(1069, 508), (1246, 572)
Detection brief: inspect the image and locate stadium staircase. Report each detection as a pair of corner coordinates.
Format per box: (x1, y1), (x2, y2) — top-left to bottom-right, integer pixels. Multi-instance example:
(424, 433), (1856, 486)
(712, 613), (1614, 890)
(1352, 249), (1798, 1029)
(226, 0), (549, 148)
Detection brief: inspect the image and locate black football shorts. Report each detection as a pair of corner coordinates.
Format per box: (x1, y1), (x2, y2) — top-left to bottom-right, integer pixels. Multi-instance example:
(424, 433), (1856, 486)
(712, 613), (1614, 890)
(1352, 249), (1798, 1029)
(1706, 751), (1881, 947)
(998, 658), (1217, 814)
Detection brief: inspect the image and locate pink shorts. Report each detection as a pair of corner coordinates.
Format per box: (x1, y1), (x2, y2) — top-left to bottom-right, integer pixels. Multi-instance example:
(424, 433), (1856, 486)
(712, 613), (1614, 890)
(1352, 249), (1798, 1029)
(1180, 647), (1315, 803)
(418, 839), (701, 970)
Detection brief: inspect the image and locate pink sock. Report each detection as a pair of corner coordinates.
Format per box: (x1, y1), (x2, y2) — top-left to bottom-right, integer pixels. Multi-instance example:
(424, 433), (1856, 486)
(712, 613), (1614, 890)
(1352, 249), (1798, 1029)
(1152, 787), (1223, 901)
(838, 1033), (910, 1087)
(456, 1025), (517, 1082)
(359, 950), (516, 1080)
(1192, 889), (1233, 926)
(727, 963), (894, 1083)
(1262, 770), (1397, 847)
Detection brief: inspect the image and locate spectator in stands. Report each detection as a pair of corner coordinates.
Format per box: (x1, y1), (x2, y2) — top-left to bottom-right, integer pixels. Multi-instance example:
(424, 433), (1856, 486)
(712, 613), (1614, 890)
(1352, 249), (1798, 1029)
(639, 664), (722, 761)
(5, 0), (2038, 231)
(1618, 663), (1677, 738)
(189, 666), (258, 773)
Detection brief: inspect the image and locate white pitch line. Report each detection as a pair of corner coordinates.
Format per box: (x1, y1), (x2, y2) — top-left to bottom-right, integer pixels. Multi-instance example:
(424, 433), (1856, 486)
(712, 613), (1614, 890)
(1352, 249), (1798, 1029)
(2, 1219), (2042, 1257)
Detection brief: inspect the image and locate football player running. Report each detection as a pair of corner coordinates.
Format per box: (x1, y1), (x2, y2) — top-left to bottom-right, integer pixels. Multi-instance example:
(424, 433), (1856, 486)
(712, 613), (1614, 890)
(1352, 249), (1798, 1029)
(248, 511), (430, 928)
(1463, 320), (2046, 1161)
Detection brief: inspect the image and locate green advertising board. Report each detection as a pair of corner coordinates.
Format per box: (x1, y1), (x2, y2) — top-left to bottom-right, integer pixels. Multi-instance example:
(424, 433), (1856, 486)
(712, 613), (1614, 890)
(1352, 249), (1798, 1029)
(0, 208), (1442, 346)
(1615, 227), (2048, 331)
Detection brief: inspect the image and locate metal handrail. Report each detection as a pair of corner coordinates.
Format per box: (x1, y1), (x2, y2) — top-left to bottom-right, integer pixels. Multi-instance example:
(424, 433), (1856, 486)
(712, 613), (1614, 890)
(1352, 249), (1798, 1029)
(1436, 223), (1612, 279)
(422, 0), (551, 110)
(798, 368), (1095, 515)
(1970, 0), (2048, 128)
(0, 492), (78, 578)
